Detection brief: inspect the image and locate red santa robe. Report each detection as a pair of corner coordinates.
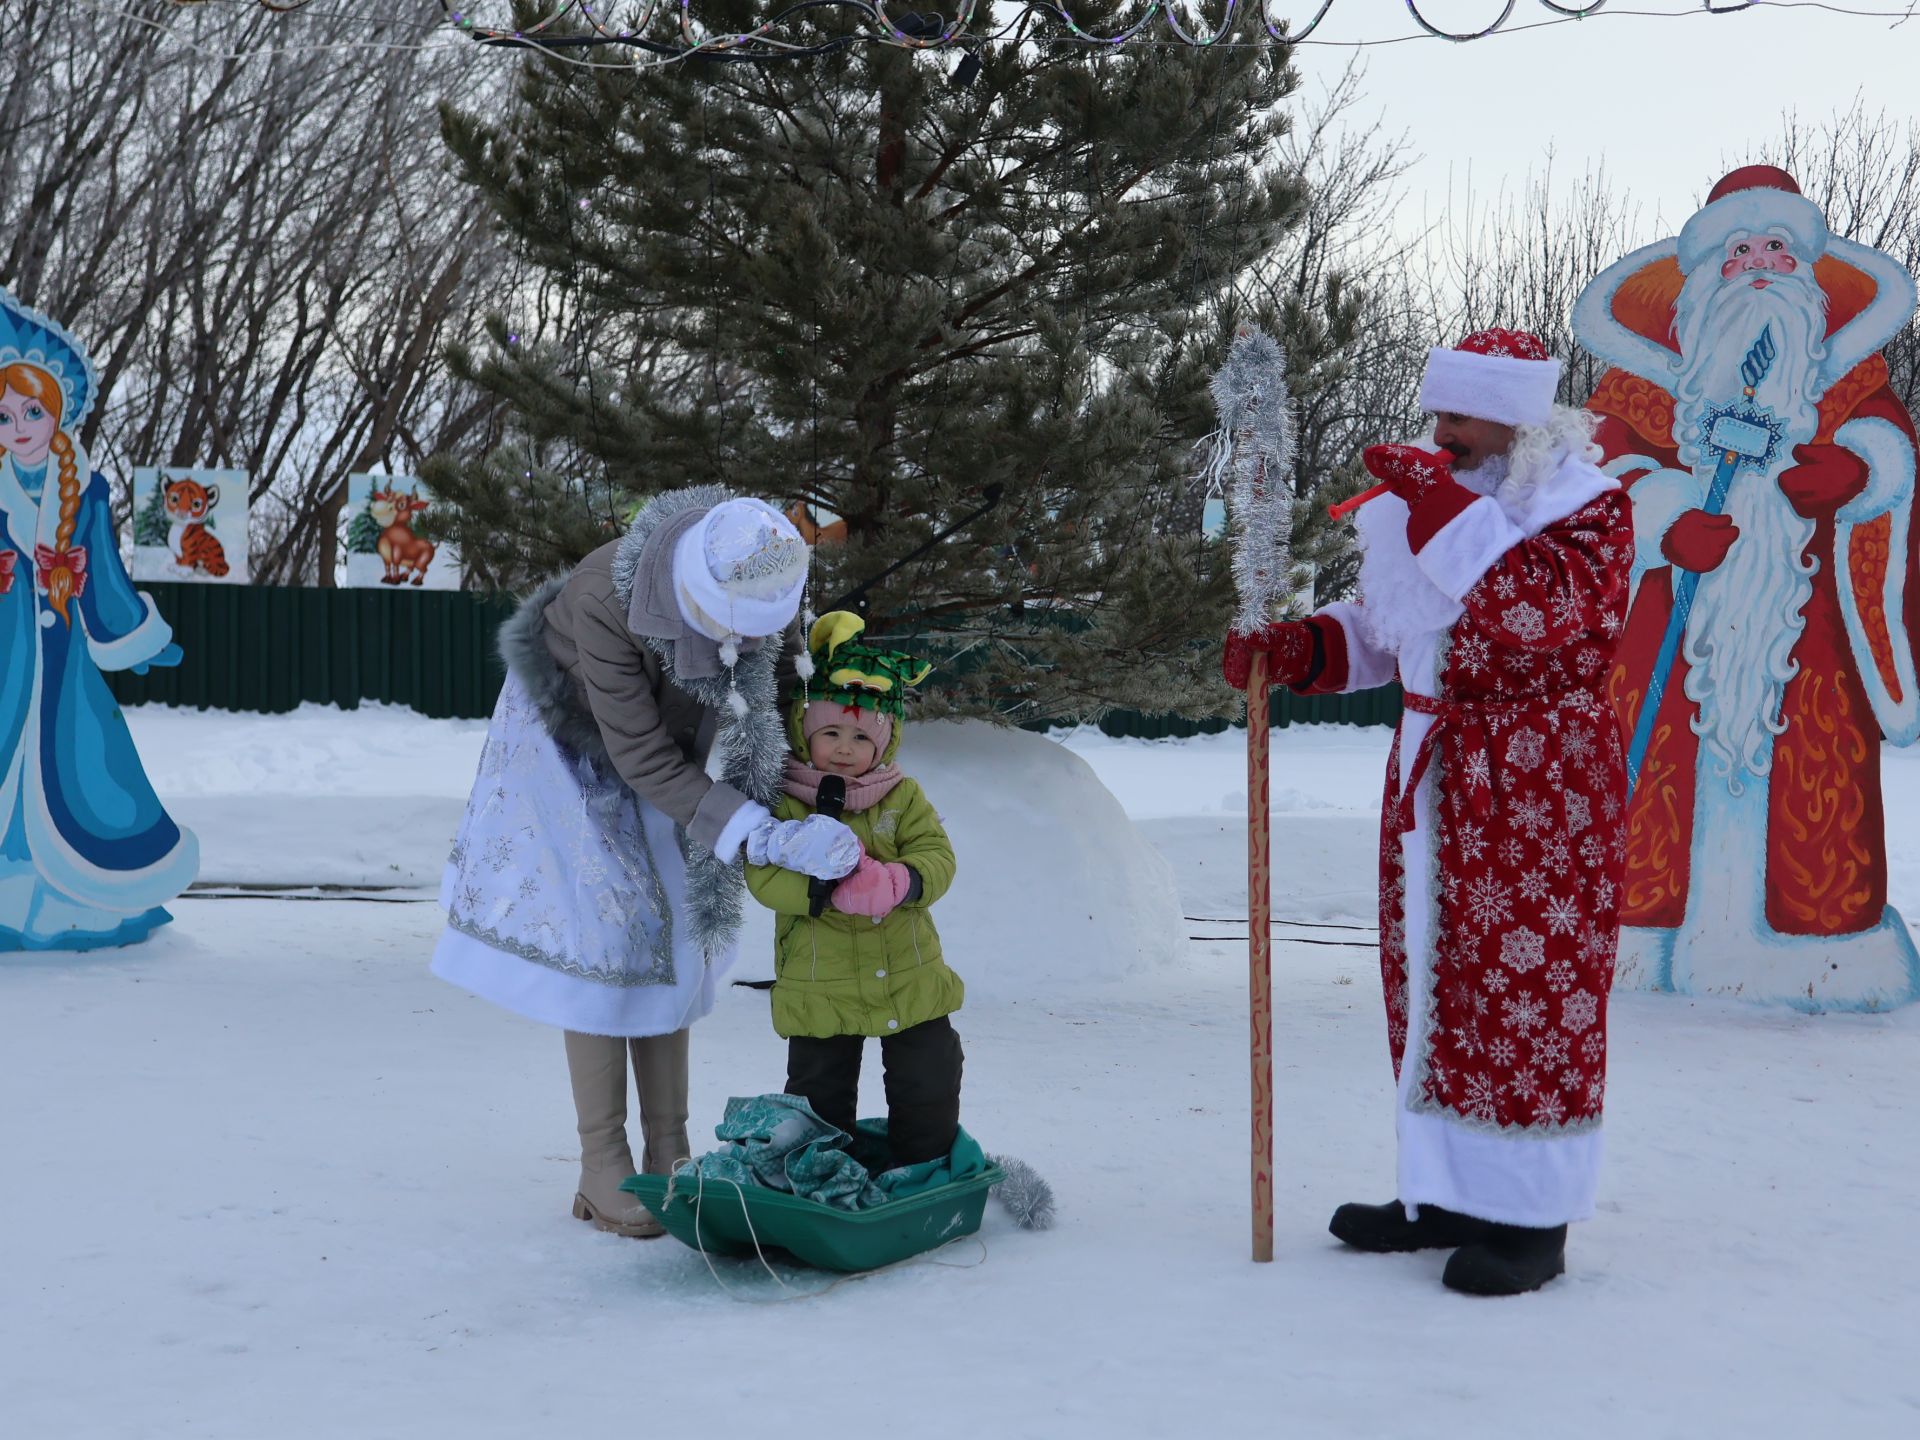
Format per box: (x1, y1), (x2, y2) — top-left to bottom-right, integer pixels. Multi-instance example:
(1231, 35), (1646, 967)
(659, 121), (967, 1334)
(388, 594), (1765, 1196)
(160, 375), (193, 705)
(1298, 449), (1631, 1226)
(1578, 227), (1920, 1011)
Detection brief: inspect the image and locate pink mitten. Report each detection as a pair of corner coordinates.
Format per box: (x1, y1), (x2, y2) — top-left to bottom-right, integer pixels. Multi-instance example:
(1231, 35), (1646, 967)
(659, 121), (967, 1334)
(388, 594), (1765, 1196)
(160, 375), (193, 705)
(832, 857), (912, 919)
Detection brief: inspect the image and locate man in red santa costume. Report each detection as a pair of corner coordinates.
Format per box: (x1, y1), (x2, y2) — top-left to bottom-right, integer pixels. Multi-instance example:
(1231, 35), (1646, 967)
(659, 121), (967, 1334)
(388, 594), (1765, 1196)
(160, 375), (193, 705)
(1574, 166), (1920, 1010)
(1223, 329), (1632, 1296)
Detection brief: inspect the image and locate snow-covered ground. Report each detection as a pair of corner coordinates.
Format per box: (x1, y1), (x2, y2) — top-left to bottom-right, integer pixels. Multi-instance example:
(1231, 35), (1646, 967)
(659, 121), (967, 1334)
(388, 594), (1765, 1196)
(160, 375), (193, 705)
(4, 705), (1919, 1438)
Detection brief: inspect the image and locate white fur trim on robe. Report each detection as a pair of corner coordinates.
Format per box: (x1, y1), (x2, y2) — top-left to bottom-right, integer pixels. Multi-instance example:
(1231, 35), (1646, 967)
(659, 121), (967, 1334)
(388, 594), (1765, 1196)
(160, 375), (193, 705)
(1343, 448), (1619, 1226)
(1832, 415), (1920, 744)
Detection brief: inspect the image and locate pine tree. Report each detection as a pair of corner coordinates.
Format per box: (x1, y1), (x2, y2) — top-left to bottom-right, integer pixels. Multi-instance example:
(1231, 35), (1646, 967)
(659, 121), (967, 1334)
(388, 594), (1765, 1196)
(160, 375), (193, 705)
(428, 7), (1352, 722)
(134, 475), (170, 548)
(346, 504), (380, 557)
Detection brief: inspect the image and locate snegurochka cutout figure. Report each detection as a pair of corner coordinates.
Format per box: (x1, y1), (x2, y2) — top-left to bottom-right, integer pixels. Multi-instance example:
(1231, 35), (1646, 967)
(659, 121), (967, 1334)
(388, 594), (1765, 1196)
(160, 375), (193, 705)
(0, 284), (194, 952)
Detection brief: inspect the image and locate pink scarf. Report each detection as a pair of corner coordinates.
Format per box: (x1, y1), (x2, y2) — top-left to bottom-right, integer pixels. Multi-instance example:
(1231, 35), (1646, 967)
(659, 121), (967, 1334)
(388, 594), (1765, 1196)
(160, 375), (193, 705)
(782, 755), (904, 813)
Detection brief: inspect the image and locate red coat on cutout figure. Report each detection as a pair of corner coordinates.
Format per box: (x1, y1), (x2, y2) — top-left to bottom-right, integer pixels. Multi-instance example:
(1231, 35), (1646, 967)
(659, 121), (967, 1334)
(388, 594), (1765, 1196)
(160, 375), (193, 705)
(1573, 166), (1920, 1011)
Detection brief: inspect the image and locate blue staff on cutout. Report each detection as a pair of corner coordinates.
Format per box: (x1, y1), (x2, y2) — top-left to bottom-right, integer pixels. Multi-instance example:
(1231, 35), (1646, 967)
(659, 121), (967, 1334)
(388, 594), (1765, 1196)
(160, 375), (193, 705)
(1624, 325), (1788, 796)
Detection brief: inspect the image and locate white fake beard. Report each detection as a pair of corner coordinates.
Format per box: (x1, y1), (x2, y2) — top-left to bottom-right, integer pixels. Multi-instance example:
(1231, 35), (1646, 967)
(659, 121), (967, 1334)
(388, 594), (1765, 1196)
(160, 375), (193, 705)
(1671, 263), (1829, 465)
(1680, 472), (1816, 792)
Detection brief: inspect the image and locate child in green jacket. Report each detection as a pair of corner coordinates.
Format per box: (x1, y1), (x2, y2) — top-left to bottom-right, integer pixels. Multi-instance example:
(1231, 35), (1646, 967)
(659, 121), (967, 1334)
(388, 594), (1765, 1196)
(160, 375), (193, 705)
(744, 612), (964, 1167)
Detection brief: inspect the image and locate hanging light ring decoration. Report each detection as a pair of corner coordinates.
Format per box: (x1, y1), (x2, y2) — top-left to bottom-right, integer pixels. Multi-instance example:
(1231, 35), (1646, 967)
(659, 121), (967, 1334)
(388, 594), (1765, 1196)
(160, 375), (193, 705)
(1163, 0), (1242, 47)
(1402, 2), (1515, 42)
(1261, 0), (1336, 42)
(581, 0), (665, 38)
(1023, 1), (1164, 48)
(868, 0), (983, 50)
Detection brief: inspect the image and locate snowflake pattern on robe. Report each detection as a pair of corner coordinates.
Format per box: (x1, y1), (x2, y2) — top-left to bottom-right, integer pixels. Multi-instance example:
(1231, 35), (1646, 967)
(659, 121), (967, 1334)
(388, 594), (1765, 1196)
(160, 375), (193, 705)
(1378, 487), (1632, 1135)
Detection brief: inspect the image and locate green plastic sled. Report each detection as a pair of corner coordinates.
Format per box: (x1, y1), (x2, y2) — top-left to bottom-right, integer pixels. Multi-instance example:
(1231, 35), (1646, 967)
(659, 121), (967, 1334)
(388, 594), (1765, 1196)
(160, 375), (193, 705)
(621, 1161), (1005, 1274)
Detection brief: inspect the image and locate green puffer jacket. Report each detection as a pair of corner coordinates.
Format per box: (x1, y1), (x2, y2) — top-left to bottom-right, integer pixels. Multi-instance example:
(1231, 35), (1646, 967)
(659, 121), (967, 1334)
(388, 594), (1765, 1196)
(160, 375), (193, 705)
(745, 776), (962, 1041)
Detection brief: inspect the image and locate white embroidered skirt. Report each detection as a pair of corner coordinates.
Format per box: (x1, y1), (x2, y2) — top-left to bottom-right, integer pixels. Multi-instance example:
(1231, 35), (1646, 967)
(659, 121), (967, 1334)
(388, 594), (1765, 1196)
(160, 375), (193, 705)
(430, 674), (731, 1037)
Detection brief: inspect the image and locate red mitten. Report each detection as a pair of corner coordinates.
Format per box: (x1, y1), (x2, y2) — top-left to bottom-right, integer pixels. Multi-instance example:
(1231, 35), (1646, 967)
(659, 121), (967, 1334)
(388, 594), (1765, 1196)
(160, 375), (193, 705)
(1661, 510), (1740, 573)
(1778, 442), (1869, 519)
(1361, 444), (1457, 507)
(1221, 621), (1315, 692)
(832, 857), (912, 919)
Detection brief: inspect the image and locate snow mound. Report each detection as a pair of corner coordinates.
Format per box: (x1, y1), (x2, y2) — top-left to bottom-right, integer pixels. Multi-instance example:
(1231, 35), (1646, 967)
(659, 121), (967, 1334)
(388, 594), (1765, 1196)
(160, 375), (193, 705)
(738, 719), (1184, 990)
(128, 705), (1184, 985)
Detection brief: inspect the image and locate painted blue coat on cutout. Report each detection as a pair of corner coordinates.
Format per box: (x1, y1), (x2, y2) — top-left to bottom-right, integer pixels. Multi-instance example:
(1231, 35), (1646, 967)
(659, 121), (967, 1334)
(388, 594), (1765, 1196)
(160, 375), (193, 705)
(0, 455), (198, 950)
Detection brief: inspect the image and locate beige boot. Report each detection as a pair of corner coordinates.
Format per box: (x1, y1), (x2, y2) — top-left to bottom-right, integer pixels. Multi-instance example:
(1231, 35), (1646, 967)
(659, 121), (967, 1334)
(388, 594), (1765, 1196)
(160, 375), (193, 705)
(563, 1030), (664, 1238)
(631, 1028), (692, 1176)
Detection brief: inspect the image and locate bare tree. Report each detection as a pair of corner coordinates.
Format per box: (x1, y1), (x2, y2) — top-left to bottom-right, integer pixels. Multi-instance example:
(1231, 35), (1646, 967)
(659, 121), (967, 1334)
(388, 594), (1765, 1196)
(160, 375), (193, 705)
(1415, 155), (1659, 406)
(1756, 99), (1920, 416)
(0, 0), (512, 584)
(1246, 58), (1425, 603)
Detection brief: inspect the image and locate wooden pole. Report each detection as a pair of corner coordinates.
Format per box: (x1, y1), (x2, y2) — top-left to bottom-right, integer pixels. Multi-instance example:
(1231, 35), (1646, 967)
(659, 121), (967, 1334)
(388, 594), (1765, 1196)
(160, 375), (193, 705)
(1247, 648), (1274, 1263)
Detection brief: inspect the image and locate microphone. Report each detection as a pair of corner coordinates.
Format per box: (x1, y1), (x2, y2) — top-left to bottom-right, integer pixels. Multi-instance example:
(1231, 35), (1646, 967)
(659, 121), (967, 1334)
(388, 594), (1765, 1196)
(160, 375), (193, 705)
(808, 773), (847, 918)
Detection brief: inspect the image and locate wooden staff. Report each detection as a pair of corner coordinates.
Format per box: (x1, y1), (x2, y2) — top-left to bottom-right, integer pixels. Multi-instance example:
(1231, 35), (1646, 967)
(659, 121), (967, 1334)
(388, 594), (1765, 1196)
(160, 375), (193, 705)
(1246, 647), (1274, 1263)
(1205, 329), (1294, 1264)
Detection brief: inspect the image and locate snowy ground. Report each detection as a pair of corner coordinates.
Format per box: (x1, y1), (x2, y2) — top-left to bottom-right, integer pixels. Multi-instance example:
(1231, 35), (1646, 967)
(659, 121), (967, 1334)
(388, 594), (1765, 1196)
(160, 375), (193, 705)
(4, 706), (1919, 1438)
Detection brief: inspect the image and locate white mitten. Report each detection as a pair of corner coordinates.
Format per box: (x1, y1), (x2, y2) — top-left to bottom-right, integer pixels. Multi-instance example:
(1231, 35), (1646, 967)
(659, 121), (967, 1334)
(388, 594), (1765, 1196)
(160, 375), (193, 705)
(745, 814), (863, 880)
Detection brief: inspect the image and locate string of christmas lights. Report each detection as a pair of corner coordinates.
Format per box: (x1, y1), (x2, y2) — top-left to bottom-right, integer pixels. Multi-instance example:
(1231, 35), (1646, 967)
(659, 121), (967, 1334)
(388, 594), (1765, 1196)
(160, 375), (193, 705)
(433, 1), (1888, 68)
(167, 0), (323, 11)
(69, 1), (1911, 70)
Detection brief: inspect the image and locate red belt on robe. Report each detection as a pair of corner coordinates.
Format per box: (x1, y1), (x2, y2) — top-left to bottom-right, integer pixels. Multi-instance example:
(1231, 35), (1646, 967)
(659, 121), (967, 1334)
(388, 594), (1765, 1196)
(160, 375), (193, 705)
(1393, 688), (1602, 835)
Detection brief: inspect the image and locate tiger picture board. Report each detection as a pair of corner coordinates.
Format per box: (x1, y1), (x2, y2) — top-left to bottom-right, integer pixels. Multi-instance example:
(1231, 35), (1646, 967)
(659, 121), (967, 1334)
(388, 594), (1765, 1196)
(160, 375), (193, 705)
(130, 467), (249, 585)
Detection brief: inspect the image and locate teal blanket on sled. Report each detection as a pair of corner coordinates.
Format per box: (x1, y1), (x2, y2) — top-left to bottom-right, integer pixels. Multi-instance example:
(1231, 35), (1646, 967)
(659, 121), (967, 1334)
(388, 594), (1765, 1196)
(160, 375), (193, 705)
(672, 1094), (988, 1211)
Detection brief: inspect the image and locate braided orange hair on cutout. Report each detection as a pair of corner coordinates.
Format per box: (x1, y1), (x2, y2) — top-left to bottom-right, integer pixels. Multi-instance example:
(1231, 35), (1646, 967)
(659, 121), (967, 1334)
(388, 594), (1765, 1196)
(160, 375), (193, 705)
(46, 430), (80, 625)
(0, 363), (77, 625)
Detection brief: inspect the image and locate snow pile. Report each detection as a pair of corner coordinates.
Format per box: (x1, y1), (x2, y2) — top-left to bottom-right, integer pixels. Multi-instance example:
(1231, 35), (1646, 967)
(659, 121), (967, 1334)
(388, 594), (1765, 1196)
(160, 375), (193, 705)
(1060, 725), (1390, 927)
(129, 703), (487, 889)
(1058, 722), (1392, 818)
(740, 719), (1184, 987)
(127, 705), (1184, 985)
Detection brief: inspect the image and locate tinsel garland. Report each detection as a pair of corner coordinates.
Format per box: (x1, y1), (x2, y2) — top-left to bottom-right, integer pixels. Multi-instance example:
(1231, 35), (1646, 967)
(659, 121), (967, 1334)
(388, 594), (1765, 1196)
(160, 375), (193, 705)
(1201, 330), (1298, 638)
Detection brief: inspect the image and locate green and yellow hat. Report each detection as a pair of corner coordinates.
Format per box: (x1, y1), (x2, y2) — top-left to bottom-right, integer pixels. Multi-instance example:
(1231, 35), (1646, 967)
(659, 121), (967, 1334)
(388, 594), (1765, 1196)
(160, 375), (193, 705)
(801, 611), (932, 722)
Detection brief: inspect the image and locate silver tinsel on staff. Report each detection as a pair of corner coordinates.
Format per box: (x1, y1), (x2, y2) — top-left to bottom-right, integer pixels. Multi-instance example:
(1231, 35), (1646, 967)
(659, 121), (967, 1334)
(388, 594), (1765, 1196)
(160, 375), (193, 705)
(1200, 331), (1298, 637)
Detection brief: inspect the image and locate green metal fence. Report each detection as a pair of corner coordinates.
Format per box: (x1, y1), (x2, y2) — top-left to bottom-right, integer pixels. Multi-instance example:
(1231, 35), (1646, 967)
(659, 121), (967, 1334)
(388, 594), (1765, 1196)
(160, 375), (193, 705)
(1086, 682), (1403, 739)
(105, 582), (518, 719)
(102, 582), (1404, 731)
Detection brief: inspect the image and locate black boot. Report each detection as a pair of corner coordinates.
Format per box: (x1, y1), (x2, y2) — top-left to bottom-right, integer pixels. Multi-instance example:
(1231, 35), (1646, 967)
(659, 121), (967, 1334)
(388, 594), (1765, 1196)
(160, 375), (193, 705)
(1328, 1199), (1492, 1253)
(1442, 1223), (1568, 1295)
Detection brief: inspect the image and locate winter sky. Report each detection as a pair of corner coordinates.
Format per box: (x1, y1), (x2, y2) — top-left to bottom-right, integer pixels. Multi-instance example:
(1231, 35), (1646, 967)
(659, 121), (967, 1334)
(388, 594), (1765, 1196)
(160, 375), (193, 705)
(1286, 0), (1920, 237)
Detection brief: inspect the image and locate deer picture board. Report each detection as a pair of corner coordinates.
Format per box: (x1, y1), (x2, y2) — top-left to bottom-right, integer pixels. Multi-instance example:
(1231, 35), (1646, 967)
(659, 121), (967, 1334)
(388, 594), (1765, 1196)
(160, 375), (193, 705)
(343, 474), (459, 590)
(130, 467), (249, 584)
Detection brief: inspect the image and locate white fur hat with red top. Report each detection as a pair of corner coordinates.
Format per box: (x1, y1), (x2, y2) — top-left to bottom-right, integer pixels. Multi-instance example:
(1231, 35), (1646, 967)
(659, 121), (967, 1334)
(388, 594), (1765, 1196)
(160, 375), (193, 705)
(1676, 165), (1828, 276)
(1418, 327), (1561, 429)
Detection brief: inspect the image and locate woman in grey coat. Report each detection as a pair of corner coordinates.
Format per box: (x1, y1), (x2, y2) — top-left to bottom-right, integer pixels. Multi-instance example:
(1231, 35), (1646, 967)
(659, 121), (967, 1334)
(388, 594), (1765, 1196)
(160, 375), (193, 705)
(431, 486), (861, 1236)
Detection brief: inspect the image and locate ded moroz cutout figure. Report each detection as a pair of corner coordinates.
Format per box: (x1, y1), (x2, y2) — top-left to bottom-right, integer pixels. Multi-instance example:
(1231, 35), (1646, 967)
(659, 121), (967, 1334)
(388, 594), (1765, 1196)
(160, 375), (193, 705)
(1575, 166), (1920, 1011)
(0, 284), (195, 951)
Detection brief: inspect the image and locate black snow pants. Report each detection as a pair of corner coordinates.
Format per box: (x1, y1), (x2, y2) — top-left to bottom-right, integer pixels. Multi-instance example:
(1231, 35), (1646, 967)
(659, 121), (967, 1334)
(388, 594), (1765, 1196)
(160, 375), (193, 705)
(785, 1015), (964, 1167)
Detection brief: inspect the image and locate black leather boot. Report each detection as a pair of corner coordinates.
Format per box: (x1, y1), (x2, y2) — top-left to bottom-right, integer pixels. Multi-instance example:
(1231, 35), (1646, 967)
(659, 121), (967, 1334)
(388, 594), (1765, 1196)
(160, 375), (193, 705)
(1328, 1198), (1492, 1253)
(1442, 1222), (1568, 1295)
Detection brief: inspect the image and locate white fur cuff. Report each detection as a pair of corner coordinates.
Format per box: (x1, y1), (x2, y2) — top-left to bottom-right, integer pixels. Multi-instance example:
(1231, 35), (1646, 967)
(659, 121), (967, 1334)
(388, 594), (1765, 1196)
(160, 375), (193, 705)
(86, 594), (172, 672)
(1624, 469), (1706, 573)
(1834, 417), (1914, 523)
